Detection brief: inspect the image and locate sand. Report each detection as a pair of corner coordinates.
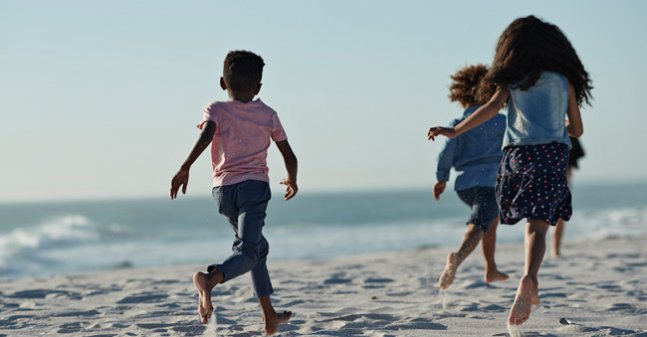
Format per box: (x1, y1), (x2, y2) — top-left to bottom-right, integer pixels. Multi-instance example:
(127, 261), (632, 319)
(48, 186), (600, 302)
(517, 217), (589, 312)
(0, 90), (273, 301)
(1, 235), (646, 337)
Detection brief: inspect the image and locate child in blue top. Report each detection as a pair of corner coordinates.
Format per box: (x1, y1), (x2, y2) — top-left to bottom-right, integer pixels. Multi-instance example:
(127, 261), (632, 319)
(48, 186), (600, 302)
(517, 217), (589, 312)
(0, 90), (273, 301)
(429, 15), (590, 326)
(432, 64), (509, 290)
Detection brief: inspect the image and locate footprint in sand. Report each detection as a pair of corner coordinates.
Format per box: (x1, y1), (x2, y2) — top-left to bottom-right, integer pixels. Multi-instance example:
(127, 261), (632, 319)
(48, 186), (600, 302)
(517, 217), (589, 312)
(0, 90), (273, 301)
(117, 292), (168, 304)
(363, 277), (394, 284)
(8, 289), (82, 300)
(324, 274), (353, 285)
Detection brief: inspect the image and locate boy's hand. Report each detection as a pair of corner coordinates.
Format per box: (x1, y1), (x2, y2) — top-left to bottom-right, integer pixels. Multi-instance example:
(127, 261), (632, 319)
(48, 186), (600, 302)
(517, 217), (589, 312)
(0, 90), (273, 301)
(170, 168), (190, 199)
(427, 127), (456, 141)
(433, 181), (447, 200)
(280, 179), (298, 200)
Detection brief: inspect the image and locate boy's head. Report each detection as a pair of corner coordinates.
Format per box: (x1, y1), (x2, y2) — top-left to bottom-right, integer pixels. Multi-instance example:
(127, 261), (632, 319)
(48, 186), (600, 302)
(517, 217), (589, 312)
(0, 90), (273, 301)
(448, 64), (495, 107)
(221, 50), (265, 94)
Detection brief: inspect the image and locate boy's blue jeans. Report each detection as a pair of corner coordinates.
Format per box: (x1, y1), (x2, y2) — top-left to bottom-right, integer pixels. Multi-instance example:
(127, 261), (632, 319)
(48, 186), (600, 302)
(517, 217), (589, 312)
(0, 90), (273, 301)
(208, 180), (273, 297)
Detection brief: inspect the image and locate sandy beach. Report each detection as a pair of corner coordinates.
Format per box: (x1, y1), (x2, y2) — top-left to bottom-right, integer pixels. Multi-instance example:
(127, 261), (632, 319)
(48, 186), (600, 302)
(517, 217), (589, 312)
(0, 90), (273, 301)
(1, 234), (646, 337)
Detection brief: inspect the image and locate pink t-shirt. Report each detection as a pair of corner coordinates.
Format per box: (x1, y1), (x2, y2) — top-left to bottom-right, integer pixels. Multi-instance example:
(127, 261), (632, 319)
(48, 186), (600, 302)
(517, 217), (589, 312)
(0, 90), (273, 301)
(199, 99), (288, 187)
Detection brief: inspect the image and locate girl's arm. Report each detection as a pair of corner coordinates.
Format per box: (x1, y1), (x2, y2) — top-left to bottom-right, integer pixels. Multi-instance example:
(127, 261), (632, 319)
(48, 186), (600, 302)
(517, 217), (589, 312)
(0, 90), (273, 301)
(428, 87), (509, 140)
(566, 83), (584, 138)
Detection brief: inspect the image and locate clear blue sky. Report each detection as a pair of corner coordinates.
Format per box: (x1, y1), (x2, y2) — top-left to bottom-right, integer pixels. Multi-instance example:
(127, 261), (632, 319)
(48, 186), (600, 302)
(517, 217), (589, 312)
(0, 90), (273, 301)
(1, 1), (646, 202)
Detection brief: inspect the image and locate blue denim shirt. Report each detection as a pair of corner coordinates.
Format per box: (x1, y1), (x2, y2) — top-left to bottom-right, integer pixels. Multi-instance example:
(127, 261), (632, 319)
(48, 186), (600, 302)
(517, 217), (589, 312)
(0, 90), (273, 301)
(504, 71), (572, 148)
(436, 106), (506, 191)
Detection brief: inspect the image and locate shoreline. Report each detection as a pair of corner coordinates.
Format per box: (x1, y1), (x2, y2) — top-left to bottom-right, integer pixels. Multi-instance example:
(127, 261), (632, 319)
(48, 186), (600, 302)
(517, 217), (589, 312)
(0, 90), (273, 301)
(1, 235), (646, 336)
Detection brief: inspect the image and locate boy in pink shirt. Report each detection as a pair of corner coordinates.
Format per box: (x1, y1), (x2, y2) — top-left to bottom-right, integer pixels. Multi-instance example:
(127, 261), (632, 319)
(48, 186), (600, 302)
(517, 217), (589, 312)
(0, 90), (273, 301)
(170, 50), (298, 335)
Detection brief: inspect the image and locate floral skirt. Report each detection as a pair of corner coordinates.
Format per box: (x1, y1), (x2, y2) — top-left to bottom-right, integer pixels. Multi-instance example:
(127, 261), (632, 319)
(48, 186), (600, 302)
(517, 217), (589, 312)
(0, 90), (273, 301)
(496, 142), (572, 226)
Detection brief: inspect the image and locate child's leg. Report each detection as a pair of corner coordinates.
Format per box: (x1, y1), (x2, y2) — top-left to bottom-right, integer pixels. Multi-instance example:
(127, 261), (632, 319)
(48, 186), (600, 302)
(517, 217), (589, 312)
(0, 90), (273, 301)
(193, 269), (225, 324)
(481, 218), (509, 283)
(508, 219), (549, 325)
(552, 167), (572, 257)
(193, 181), (271, 324)
(259, 296), (292, 335)
(251, 236), (292, 335)
(552, 218), (565, 257)
(438, 224), (482, 289)
(216, 182), (271, 283)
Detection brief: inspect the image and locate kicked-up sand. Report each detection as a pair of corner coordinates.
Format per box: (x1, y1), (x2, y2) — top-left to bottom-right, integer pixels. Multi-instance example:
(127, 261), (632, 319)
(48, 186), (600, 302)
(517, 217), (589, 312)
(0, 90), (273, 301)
(1, 235), (646, 336)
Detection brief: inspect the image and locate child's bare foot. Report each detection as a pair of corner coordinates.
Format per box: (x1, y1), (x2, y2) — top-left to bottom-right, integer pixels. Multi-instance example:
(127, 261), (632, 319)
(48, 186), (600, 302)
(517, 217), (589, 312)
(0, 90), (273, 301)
(438, 252), (459, 289)
(508, 276), (536, 325)
(484, 269), (509, 283)
(264, 310), (292, 335)
(193, 271), (215, 324)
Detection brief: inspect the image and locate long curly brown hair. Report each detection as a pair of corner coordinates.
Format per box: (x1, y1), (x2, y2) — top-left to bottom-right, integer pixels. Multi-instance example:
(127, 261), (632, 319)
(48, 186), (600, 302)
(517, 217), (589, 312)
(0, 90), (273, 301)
(449, 64), (496, 106)
(482, 15), (593, 106)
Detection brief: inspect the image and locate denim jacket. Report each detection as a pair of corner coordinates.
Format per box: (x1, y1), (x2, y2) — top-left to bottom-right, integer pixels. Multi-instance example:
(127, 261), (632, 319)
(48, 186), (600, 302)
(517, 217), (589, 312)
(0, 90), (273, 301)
(436, 106), (506, 191)
(504, 71), (572, 149)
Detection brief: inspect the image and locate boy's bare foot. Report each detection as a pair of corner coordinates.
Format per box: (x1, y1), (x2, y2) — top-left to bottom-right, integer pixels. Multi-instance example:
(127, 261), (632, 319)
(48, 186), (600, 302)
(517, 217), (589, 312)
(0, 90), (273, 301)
(193, 271), (215, 324)
(264, 310), (292, 335)
(508, 276), (536, 325)
(484, 269), (509, 283)
(438, 252), (459, 289)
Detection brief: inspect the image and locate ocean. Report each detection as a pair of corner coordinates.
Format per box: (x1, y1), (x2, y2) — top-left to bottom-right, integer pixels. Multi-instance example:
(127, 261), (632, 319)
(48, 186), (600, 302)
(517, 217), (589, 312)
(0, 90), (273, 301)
(1, 182), (646, 279)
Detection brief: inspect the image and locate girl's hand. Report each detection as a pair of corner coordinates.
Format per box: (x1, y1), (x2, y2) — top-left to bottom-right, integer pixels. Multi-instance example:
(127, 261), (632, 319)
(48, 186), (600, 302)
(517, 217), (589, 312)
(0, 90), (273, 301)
(280, 179), (298, 200)
(427, 127), (457, 141)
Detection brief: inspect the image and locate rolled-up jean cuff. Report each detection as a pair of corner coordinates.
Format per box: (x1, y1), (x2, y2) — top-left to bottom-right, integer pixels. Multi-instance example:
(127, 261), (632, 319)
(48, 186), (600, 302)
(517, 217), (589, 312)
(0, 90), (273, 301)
(207, 264), (230, 281)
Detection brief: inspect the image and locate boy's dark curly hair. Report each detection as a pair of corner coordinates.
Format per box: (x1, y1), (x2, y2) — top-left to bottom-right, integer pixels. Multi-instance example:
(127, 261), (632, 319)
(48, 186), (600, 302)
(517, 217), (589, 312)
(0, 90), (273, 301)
(223, 50), (265, 92)
(484, 15), (593, 106)
(449, 64), (496, 106)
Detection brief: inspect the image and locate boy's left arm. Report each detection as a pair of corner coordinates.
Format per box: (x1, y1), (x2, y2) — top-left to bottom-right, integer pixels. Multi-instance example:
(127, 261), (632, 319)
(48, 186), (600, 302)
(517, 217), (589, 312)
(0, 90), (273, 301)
(275, 140), (298, 200)
(170, 121), (216, 199)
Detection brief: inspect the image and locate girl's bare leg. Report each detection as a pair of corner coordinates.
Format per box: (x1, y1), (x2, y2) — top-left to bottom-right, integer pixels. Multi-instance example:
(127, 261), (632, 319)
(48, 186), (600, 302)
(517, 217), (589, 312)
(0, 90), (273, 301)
(508, 220), (548, 325)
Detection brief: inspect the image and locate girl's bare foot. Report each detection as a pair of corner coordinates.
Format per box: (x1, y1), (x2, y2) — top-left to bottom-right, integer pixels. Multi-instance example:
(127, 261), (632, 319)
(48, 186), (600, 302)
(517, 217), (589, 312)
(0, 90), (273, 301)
(438, 252), (459, 289)
(508, 276), (536, 325)
(264, 310), (292, 335)
(484, 269), (509, 283)
(193, 272), (215, 324)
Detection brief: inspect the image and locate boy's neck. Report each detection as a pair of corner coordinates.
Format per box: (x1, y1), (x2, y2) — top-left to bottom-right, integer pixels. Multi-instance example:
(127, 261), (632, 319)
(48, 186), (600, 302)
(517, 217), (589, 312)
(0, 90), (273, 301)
(228, 91), (257, 103)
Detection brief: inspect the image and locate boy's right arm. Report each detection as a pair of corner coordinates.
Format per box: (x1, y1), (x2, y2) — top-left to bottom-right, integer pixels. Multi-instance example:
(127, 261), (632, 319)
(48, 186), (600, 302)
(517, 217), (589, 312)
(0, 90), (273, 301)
(275, 140), (298, 200)
(170, 121), (216, 199)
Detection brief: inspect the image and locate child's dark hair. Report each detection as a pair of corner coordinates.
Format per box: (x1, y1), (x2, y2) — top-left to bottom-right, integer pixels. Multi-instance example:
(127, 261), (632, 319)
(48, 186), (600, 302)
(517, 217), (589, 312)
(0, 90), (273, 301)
(223, 50), (265, 92)
(483, 15), (593, 106)
(449, 64), (496, 106)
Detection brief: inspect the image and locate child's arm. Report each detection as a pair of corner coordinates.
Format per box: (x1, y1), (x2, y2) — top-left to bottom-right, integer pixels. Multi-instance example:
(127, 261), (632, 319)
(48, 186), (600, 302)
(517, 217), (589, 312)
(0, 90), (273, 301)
(275, 140), (298, 200)
(434, 181), (447, 201)
(434, 136), (458, 200)
(565, 83), (584, 138)
(428, 87), (509, 141)
(170, 121), (216, 199)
